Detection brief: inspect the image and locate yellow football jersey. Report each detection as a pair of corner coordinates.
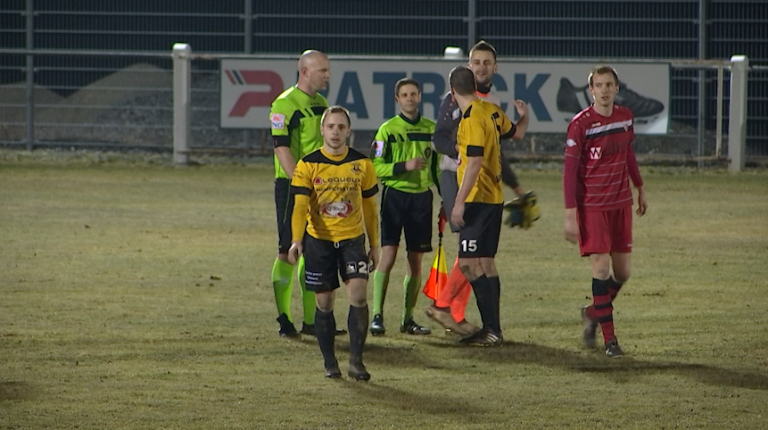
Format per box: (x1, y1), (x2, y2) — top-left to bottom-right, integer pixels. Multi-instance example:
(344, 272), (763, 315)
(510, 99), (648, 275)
(291, 147), (379, 243)
(456, 99), (516, 204)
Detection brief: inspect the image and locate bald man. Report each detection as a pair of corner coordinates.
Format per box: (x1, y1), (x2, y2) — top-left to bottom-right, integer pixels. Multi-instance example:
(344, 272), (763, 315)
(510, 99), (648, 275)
(269, 50), (333, 337)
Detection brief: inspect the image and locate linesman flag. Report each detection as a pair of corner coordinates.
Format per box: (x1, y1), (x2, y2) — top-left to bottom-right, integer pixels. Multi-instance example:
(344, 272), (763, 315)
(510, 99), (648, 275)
(423, 209), (448, 300)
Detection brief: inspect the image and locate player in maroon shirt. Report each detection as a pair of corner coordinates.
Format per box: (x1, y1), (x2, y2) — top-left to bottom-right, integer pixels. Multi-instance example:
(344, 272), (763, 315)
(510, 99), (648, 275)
(563, 65), (648, 358)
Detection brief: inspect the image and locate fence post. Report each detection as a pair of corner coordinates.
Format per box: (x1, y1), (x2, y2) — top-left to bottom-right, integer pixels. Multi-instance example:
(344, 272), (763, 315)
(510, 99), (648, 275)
(25, 0), (34, 151)
(173, 43), (191, 165)
(728, 55), (748, 172)
(467, 0), (477, 49)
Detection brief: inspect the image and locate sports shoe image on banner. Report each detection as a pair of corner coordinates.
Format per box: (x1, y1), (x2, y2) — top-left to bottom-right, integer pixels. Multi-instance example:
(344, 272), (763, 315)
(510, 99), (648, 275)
(556, 77), (665, 123)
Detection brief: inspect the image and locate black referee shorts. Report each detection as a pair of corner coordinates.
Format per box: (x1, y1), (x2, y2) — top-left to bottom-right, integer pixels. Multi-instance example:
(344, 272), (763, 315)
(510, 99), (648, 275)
(380, 186), (433, 252)
(274, 178), (294, 254)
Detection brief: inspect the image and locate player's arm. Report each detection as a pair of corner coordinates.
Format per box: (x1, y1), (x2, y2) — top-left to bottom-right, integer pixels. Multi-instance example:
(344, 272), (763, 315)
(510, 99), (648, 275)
(563, 123), (583, 243)
(432, 93), (459, 158)
(361, 159), (380, 268)
(509, 100), (529, 140)
(288, 161), (311, 263)
(451, 117), (484, 228)
(626, 123), (647, 216)
(371, 127), (405, 178)
(271, 102), (297, 178)
(429, 148), (442, 196)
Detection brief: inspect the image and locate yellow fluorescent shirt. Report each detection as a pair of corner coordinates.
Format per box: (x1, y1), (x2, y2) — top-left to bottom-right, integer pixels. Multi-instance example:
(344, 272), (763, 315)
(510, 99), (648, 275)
(291, 146), (379, 243)
(456, 99), (515, 204)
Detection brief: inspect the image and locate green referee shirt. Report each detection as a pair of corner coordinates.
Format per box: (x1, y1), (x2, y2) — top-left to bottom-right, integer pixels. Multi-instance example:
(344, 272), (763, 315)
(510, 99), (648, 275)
(270, 86), (328, 179)
(371, 113), (439, 193)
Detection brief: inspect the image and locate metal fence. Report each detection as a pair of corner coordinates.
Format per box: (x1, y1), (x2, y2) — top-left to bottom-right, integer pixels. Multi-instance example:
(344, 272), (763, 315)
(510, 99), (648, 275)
(0, 0), (766, 161)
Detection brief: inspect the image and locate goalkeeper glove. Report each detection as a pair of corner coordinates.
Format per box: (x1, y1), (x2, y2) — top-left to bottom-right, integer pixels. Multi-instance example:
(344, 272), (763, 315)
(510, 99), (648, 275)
(503, 191), (540, 229)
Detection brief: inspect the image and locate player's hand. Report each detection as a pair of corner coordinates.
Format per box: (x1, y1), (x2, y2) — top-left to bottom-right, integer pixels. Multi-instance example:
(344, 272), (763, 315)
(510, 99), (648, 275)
(564, 208), (578, 244)
(368, 247), (379, 272)
(451, 201), (465, 228)
(287, 241), (303, 264)
(636, 188), (648, 216)
(405, 157), (427, 171)
(514, 100), (529, 117)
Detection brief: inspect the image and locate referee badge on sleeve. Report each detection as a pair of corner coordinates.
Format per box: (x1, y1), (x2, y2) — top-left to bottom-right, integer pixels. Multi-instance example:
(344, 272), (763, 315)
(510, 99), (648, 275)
(373, 140), (384, 157)
(271, 113), (285, 130)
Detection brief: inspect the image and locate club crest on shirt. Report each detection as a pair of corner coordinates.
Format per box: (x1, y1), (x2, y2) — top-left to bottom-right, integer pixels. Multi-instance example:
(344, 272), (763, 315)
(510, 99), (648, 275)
(589, 146), (603, 160)
(424, 147), (432, 158)
(321, 201), (353, 218)
(350, 162), (363, 175)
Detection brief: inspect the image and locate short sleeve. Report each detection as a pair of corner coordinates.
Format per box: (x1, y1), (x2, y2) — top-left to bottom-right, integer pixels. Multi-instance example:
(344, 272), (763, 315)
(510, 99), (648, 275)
(464, 115), (485, 157)
(290, 160), (312, 195)
(270, 99), (294, 146)
(361, 159), (380, 198)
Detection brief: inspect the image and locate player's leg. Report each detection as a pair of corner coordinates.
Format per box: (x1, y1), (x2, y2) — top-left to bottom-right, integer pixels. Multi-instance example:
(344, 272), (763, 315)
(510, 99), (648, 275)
(400, 190), (432, 335)
(371, 186), (403, 335)
(456, 204), (501, 345)
(339, 235), (372, 381)
(297, 254), (317, 334)
(371, 245), (396, 335)
(478, 205), (503, 336)
(479, 257), (501, 335)
(608, 206), (635, 299)
(304, 235), (342, 378)
(272, 178), (298, 337)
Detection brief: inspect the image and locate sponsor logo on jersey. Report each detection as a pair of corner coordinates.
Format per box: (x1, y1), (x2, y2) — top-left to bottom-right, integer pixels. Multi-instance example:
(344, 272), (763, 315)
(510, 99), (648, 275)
(271, 113), (285, 130)
(566, 138), (577, 147)
(321, 201), (353, 218)
(589, 146), (603, 160)
(314, 177), (323, 185)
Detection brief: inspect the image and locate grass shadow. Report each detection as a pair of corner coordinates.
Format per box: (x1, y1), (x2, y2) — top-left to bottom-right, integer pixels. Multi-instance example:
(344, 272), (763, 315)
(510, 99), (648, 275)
(425, 338), (768, 391)
(0, 381), (35, 402)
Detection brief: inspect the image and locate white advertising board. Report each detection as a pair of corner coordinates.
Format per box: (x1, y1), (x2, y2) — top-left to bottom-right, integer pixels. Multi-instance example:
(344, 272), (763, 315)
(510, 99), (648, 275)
(221, 59), (669, 134)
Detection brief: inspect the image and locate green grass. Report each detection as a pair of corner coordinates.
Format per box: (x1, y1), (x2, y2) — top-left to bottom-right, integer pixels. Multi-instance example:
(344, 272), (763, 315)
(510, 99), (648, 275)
(1, 152), (768, 429)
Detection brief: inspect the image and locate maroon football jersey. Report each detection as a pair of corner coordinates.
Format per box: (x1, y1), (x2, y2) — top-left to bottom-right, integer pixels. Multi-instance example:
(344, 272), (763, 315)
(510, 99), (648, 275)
(565, 105), (635, 211)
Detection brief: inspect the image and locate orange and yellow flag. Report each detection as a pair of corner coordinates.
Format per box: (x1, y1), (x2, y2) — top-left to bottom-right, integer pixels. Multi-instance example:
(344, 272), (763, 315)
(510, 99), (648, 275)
(423, 211), (448, 300)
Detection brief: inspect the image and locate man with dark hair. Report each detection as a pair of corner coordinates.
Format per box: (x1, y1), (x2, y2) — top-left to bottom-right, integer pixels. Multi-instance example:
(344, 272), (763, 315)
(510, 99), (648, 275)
(428, 41), (530, 336)
(288, 106), (380, 380)
(369, 78), (438, 336)
(447, 66), (528, 346)
(563, 65), (648, 358)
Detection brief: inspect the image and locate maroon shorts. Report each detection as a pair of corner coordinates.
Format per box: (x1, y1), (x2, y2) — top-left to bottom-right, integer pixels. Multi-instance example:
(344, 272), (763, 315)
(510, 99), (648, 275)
(577, 206), (632, 256)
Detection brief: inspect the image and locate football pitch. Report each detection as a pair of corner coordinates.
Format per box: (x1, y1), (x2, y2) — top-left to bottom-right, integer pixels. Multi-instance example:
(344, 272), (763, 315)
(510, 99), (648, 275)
(1, 152), (767, 429)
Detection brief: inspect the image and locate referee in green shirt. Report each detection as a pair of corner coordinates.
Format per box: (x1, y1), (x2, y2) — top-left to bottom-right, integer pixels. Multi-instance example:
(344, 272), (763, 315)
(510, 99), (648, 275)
(369, 78), (440, 336)
(269, 50), (329, 337)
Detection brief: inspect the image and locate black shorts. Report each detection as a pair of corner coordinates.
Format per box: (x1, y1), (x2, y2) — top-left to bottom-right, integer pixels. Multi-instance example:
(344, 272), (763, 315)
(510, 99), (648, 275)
(458, 203), (503, 258)
(274, 178), (294, 254)
(303, 234), (369, 293)
(380, 186), (433, 252)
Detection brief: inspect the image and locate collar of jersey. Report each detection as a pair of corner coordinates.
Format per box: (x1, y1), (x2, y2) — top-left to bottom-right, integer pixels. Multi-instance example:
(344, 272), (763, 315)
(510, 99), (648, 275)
(476, 81), (492, 95)
(398, 112), (421, 125)
(294, 85), (322, 100)
(320, 146), (348, 161)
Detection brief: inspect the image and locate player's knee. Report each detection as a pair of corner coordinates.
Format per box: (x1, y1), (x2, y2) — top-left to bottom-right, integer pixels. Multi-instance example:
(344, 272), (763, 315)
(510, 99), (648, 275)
(458, 261), (479, 281)
(346, 279), (368, 307)
(613, 270), (630, 285)
(315, 292), (334, 312)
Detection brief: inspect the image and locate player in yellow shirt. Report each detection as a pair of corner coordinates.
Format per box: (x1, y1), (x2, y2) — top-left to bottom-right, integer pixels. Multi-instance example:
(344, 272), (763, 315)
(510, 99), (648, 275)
(288, 106), (380, 381)
(449, 66), (528, 346)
